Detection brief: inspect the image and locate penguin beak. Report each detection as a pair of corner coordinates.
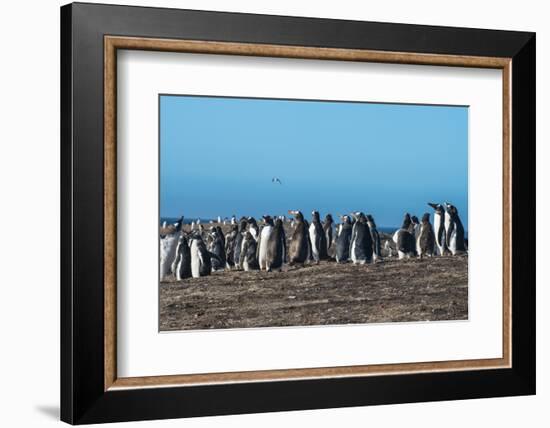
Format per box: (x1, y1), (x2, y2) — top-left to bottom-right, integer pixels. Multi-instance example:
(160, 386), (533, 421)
(428, 202), (437, 209)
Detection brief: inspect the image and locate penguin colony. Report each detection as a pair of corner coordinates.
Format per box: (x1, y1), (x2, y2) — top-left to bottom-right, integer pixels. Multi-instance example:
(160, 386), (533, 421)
(160, 202), (467, 280)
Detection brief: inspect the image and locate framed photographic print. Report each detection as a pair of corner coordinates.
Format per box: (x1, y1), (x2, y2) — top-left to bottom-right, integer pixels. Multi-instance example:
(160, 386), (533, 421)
(60, 2), (535, 424)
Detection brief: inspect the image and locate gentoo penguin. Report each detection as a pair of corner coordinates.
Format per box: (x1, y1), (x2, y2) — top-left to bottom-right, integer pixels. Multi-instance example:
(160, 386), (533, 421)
(216, 226), (225, 248)
(444, 203), (467, 255)
(159, 233), (178, 281)
(393, 213), (416, 259)
(224, 224), (238, 269)
(349, 212), (373, 264)
(247, 217), (260, 242)
(208, 228), (226, 271)
(173, 234), (192, 280)
(417, 213), (435, 258)
(189, 233), (212, 278)
(287, 210), (309, 265)
(232, 219), (248, 269)
(366, 214), (382, 262)
(323, 214), (334, 254)
(258, 215), (275, 270)
(309, 211), (328, 262)
(410, 215), (420, 255)
(335, 215), (352, 263)
(239, 231), (260, 271)
(411, 215), (420, 240)
(428, 203), (448, 255)
(230, 215), (237, 225)
(265, 218), (287, 271)
(383, 240), (395, 258)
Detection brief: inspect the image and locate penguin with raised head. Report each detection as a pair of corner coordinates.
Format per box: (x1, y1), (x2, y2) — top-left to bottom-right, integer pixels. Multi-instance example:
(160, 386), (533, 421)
(173, 234), (192, 280)
(393, 213), (416, 259)
(288, 210), (309, 265)
(335, 215), (353, 263)
(174, 216), (184, 232)
(265, 218), (286, 271)
(350, 212), (373, 264)
(247, 217), (260, 242)
(224, 224), (238, 269)
(232, 219), (248, 269)
(428, 203), (448, 255)
(366, 214), (382, 262)
(309, 211), (328, 262)
(323, 214), (334, 255)
(239, 231), (260, 271)
(257, 215), (275, 270)
(444, 203), (467, 255)
(189, 233), (212, 278)
(208, 227), (226, 271)
(417, 213), (435, 258)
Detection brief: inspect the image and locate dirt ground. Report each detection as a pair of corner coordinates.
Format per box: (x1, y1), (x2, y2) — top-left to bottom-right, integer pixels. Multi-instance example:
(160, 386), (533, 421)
(160, 255), (468, 331)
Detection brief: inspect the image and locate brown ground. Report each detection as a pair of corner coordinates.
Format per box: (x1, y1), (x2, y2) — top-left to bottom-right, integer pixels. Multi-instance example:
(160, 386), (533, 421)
(160, 255), (468, 331)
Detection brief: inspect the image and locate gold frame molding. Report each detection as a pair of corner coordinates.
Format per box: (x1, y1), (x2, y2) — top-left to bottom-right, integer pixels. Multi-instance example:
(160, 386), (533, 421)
(104, 35), (512, 391)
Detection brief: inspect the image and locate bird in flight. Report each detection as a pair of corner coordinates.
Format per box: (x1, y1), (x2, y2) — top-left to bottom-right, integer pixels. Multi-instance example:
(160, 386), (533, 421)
(272, 177), (282, 185)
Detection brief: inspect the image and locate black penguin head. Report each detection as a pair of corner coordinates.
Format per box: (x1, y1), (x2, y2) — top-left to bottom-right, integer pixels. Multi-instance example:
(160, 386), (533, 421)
(411, 215), (419, 225)
(247, 216), (257, 226)
(311, 211), (320, 222)
(401, 213), (412, 229)
(238, 219), (248, 231)
(342, 215), (351, 224)
(262, 215), (274, 226)
(190, 231), (203, 241)
(351, 211), (367, 223)
(325, 214), (334, 224)
(428, 202), (444, 215)
(275, 218), (283, 228)
(288, 210), (304, 221)
(444, 203), (459, 217)
(421, 213), (431, 224)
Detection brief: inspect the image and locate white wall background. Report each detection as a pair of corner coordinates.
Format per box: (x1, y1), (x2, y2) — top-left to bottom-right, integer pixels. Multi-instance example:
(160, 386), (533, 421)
(0, 0), (546, 426)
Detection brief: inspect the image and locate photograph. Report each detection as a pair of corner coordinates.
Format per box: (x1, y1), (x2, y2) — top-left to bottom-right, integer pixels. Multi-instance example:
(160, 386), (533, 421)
(158, 94), (469, 331)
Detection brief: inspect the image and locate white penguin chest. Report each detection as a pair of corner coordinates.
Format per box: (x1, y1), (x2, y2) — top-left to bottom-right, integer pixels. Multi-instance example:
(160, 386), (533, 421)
(309, 224), (319, 254)
(159, 235), (178, 281)
(190, 240), (201, 278)
(259, 226), (273, 259)
(444, 213), (452, 233)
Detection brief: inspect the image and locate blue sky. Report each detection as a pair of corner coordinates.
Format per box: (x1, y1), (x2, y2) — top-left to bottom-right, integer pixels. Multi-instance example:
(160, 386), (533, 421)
(160, 95), (468, 229)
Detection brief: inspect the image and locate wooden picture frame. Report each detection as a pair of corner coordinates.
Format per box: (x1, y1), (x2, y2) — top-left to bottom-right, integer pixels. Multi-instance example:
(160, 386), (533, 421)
(61, 2), (535, 424)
